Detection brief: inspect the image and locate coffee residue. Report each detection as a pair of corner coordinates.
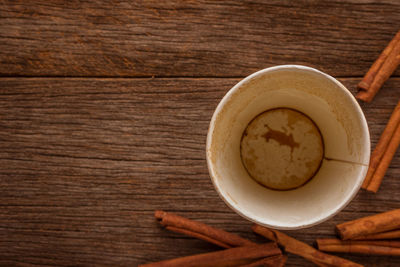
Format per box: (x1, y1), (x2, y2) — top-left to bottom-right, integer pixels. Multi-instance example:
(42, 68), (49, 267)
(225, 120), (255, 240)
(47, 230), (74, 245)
(240, 108), (324, 191)
(263, 125), (299, 153)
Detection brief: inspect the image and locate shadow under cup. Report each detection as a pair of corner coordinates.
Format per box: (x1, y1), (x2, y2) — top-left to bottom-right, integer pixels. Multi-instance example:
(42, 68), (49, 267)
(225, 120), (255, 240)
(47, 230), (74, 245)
(206, 65), (370, 230)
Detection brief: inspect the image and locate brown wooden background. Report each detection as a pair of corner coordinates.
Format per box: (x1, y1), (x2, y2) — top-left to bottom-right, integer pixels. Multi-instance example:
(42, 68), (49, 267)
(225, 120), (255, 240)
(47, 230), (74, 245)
(1, 1), (400, 266)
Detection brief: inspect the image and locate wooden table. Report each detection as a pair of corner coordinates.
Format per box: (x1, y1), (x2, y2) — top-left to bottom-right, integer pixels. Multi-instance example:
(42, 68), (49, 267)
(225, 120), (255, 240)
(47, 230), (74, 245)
(1, 1), (399, 266)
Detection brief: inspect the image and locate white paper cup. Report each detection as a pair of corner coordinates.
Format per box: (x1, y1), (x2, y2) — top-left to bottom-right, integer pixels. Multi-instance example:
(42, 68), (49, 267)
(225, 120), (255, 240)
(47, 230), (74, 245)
(206, 65), (370, 230)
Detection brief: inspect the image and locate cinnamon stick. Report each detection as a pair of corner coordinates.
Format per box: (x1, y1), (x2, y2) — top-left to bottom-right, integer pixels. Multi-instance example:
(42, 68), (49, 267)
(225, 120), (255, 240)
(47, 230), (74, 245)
(317, 238), (400, 248)
(353, 229), (400, 240)
(357, 31), (400, 93)
(238, 255), (287, 267)
(138, 243), (281, 267)
(155, 210), (254, 248)
(252, 224), (363, 267)
(366, 122), (400, 192)
(336, 209), (400, 240)
(356, 30), (400, 102)
(362, 100), (400, 189)
(316, 238), (400, 256)
(318, 244), (400, 256)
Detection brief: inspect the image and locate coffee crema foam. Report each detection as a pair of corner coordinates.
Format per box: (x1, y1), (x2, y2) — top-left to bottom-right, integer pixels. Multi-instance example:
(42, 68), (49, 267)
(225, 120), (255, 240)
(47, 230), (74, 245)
(240, 108), (324, 190)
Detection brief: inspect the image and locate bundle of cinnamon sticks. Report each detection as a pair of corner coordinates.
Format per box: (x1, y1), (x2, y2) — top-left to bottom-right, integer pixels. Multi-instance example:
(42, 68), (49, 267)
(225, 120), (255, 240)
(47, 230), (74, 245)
(316, 209), (400, 256)
(140, 211), (285, 267)
(140, 211), (363, 267)
(356, 30), (400, 102)
(356, 30), (400, 192)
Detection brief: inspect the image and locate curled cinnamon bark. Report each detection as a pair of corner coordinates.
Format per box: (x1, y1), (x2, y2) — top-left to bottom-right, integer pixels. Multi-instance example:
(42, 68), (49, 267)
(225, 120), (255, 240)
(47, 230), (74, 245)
(139, 243), (282, 267)
(366, 122), (400, 192)
(317, 238), (400, 256)
(238, 254), (287, 267)
(336, 209), (400, 240)
(155, 210), (254, 248)
(353, 229), (400, 240)
(362, 101), (400, 191)
(356, 30), (400, 102)
(252, 224), (363, 267)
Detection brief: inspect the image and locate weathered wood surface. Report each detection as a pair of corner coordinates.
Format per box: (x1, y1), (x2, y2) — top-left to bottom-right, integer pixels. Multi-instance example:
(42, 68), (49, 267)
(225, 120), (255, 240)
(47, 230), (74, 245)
(1, 0), (400, 266)
(0, 0), (399, 77)
(0, 78), (399, 266)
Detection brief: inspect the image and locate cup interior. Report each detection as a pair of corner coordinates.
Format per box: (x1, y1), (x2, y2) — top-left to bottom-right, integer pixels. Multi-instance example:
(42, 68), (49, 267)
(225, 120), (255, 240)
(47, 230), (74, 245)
(206, 65), (370, 229)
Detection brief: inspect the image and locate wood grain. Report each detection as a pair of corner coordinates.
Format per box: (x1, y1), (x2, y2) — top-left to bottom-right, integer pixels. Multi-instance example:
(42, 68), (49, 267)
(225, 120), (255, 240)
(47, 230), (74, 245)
(0, 77), (399, 266)
(1, 0), (400, 266)
(0, 0), (399, 77)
